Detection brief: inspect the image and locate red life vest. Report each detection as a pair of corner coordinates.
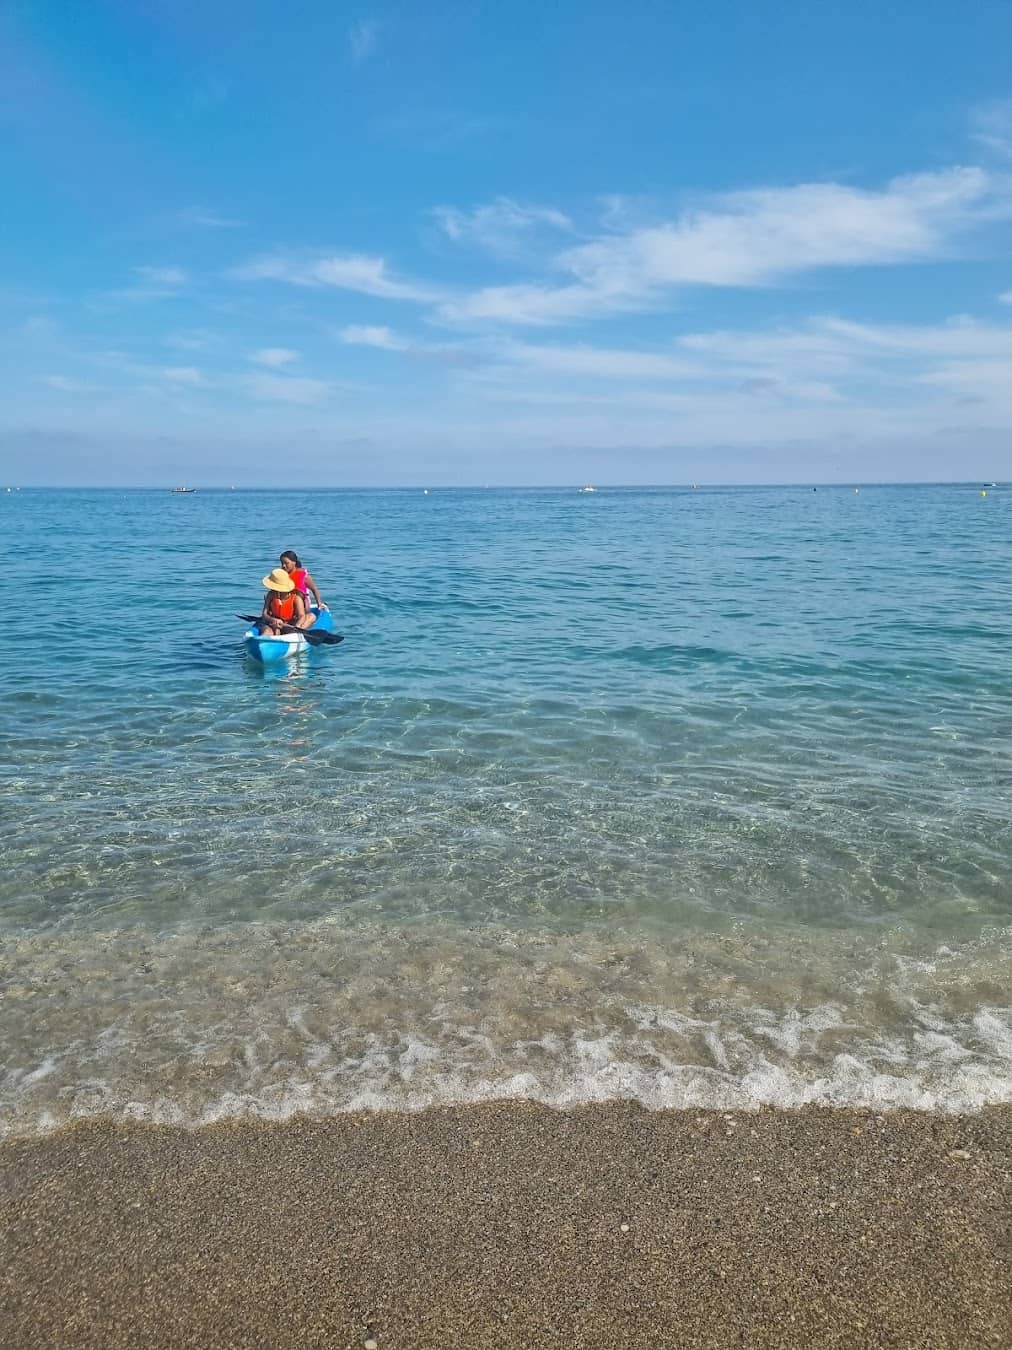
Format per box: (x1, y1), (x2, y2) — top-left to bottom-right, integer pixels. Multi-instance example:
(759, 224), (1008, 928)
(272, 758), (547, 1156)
(269, 591), (296, 622)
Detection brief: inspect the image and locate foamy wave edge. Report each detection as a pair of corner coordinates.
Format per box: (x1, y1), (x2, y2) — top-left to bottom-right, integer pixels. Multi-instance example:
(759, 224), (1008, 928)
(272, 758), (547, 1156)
(9, 1005), (1012, 1139)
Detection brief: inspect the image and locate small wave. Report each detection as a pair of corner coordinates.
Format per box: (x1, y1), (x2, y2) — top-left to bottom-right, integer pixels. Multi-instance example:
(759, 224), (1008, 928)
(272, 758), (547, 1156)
(1, 918), (1009, 1137)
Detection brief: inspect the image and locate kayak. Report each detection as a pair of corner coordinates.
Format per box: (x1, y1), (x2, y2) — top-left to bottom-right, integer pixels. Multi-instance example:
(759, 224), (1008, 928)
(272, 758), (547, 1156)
(243, 607), (334, 663)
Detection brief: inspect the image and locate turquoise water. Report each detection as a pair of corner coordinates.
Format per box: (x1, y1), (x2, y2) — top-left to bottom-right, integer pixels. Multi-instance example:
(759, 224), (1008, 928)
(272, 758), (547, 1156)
(1, 484), (1010, 1130)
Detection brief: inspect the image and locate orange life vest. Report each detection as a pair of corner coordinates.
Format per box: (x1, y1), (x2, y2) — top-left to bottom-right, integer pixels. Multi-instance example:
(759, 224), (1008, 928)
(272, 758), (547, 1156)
(269, 592), (296, 622)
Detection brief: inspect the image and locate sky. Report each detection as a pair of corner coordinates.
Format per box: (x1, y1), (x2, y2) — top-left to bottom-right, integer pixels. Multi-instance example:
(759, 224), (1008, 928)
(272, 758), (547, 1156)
(2, 0), (1012, 486)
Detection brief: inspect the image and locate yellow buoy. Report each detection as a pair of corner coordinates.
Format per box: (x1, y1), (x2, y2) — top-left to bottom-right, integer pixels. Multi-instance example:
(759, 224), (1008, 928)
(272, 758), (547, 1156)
(981, 490), (987, 497)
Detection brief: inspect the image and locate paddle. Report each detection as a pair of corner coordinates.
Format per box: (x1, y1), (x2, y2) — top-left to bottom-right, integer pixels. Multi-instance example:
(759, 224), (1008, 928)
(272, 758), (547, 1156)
(236, 615), (345, 647)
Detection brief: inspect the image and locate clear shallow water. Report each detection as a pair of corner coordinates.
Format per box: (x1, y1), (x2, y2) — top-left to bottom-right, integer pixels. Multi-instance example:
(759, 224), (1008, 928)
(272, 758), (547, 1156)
(1, 484), (1010, 1131)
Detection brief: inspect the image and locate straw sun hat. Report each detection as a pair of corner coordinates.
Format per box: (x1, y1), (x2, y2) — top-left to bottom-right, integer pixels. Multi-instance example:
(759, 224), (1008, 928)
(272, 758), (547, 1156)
(262, 567), (295, 593)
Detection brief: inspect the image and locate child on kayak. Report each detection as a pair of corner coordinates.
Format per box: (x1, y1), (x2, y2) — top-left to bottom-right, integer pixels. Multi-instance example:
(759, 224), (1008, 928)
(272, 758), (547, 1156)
(279, 550), (324, 610)
(257, 568), (317, 634)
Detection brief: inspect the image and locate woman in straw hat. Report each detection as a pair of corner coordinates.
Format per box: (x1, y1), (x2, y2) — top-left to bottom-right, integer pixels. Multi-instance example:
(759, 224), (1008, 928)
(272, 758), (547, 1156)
(257, 567), (318, 636)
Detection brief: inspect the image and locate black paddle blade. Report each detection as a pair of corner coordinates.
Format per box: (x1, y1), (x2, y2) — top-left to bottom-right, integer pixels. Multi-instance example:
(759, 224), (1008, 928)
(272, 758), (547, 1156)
(302, 629), (345, 646)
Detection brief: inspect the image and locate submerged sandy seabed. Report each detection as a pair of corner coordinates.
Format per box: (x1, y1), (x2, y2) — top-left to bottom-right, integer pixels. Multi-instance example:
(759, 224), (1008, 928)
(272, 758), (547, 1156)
(2, 915), (1010, 1134)
(1, 1101), (1009, 1349)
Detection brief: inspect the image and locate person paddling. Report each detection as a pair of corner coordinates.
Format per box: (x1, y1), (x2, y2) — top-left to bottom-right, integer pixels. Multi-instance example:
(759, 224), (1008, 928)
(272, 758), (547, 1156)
(257, 568), (317, 635)
(279, 550), (323, 610)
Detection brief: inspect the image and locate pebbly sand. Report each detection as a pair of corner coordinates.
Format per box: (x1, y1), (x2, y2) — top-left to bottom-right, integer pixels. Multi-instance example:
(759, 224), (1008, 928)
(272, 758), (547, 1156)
(1, 1103), (1009, 1349)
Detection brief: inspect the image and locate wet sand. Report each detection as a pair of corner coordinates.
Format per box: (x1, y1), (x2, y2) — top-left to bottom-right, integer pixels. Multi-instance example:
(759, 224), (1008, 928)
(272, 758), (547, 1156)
(1, 1103), (1009, 1349)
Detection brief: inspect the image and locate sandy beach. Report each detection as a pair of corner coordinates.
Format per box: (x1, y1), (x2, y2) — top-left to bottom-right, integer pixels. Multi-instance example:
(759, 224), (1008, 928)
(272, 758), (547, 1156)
(1, 1102), (1008, 1349)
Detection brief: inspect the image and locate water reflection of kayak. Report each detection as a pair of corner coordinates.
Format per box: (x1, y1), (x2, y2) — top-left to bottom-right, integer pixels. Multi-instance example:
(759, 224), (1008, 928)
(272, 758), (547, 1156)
(242, 607), (334, 663)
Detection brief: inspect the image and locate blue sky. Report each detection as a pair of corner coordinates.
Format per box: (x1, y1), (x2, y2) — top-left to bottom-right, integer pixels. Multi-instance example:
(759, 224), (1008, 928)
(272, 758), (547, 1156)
(3, 0), (1012, 485)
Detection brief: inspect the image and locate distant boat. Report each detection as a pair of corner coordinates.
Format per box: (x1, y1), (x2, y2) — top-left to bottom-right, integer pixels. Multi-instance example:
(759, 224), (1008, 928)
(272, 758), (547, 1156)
(579, 485), (597, 493)
(171, 486), (196, 494)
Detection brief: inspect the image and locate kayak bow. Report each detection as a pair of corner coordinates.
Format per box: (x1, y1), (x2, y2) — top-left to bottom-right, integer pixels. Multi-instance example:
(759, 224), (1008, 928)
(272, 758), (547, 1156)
(242, 607), (335, 663)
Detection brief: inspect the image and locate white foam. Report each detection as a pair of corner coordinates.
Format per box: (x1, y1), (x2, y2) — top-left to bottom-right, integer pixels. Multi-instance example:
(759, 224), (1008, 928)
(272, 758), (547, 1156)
(1, 921), (1009, 1136)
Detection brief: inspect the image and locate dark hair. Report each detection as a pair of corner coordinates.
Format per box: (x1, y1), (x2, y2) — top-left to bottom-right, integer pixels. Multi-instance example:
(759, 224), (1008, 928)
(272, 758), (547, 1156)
(280, 549), (301, 566)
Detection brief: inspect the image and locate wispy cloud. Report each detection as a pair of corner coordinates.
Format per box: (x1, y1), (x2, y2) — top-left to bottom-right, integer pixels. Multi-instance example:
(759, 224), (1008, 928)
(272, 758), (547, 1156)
(439, 280), (611, 327)
(442, 167), (1002, 326)
(434, 197), (573, 258)
(499, 340), (697, 381)
(250, 347), (299, 367)
(433, 313), (1012, 430)
(230, 252), (442, 302)
(971, 99), (1012, 159)
(43, 375), (97, 393)
(999, 290), (1012, 305)
(160, 366), (206, 386)
(339, 324), (408, 350)
(348, 18), (379, 65)
(87, 266), (189, 311)
(671, 315), (1012, 414)
(134, 265), (188, 287)
(165, 329), (220, 353)
(177, 206), (244, 229)
(243, 372), (331, 404)
(376, 108), (514, 153)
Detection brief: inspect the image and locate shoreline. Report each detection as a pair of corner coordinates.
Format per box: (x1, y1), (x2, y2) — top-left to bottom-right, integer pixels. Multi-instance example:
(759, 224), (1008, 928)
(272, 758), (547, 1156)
(2, 1102), (1008, 1349)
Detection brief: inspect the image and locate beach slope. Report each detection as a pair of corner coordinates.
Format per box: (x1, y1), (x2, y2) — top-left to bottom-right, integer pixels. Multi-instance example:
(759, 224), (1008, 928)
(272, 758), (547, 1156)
(1, 1103), (1009, 1349)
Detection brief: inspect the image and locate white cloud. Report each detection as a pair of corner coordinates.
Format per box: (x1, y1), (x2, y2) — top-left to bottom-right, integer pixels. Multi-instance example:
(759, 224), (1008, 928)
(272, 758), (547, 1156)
(177, 207), (244, 229)
(339, 325), (407, 350)
(231, 252), (440, 303)
(43, 375), (96, 393)
(160, 366), (206, 385)
(434, 197), (572, 257)
(440, 314), (1012, 429)
(349, 19), (379, 64)
(244, 373), (331, 404)
(971, 99), (1012, 159)
(564, 169), (992, 290)
(89, 266), (188, 311)
(376, 108), (513, 153)
(251, 347), (299, 367)
(165, 330), (219, 352)
(439, 281), (613, 327)
(229, 167), (1005, 331)
(500, 341), (697, 380)
(443, 167), (1001, 326)
(811, 315), (1012, 359)
(999, 290), (1012, 305)
(673, 315), (1012, 416)
(134, 265), (188, 287)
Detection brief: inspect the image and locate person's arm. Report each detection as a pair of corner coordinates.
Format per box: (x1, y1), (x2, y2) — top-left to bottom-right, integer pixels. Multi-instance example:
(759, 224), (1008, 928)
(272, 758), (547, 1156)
(260, 592), (271, 617)
(292, 593), (312, 628)
(305, 570), (323, 608)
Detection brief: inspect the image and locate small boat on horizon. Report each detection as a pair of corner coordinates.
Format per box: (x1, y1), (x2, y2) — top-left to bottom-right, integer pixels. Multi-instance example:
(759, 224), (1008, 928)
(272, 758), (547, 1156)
(579, 485), (597, 493)
(171, 486), (196, 494)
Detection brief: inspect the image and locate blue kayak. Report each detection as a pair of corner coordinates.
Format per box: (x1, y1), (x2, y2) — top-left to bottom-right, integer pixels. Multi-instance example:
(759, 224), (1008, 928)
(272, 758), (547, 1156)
(243, 607), (335, 663)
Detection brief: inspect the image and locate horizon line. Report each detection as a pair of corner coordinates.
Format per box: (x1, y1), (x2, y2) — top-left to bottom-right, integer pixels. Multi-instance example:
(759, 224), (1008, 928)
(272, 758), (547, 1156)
(4, 479), (1005, 492)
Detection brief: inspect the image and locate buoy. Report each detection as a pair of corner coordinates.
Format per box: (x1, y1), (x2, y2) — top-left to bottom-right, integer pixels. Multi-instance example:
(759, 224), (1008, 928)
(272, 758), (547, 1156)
(854, 488), (859, 494)
(980, 490), (987, 497)
(423, 488), (429, 495)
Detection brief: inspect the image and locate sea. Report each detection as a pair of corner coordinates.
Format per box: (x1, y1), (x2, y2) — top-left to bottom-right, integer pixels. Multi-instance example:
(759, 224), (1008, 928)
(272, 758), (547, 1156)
(1, 483), (1010, 1135)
